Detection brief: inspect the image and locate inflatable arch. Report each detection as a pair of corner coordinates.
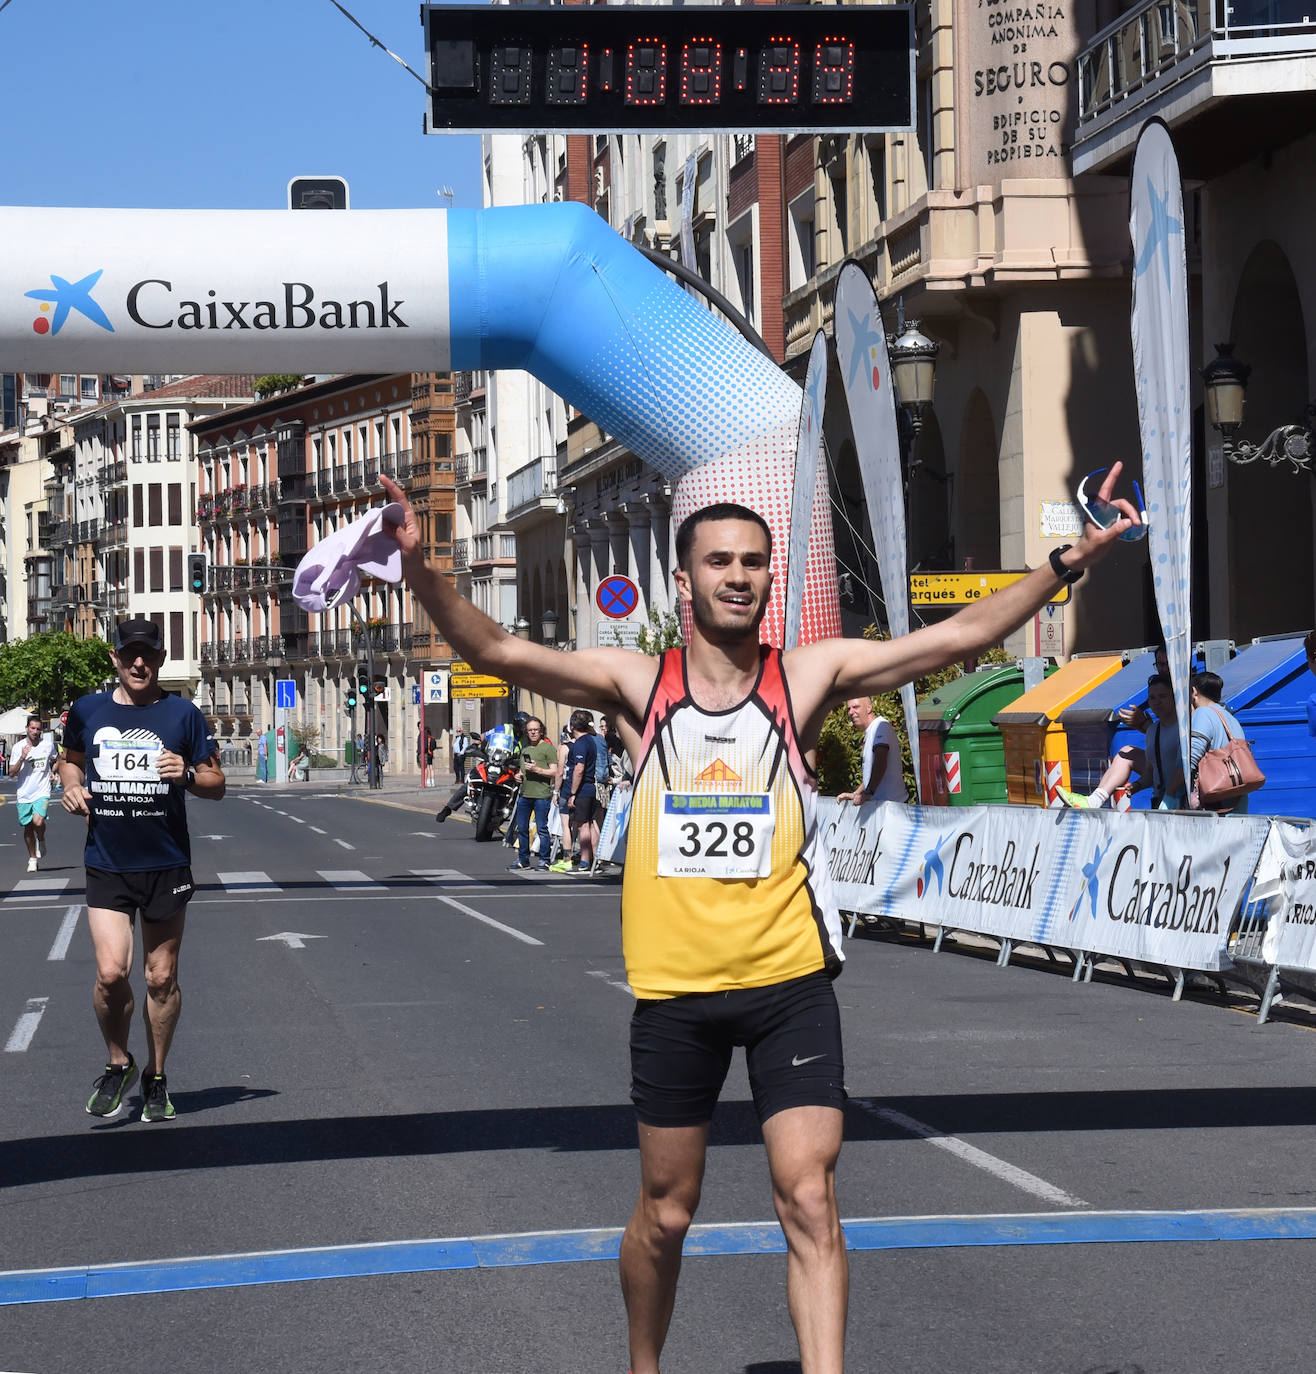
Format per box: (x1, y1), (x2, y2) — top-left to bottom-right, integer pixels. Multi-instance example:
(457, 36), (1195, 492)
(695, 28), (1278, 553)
(0, 202), (840, 644)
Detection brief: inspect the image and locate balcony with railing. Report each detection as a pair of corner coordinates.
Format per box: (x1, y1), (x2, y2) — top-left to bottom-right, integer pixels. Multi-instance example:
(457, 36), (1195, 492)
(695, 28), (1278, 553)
(77, 518), (99, 544)
(106, 585), (129, 610)
(1073, 0), (1316, 174)
(97, 459), (128, 490)
(471, 531), (517, 565)
(200, 643), (215, 667)
(454, 371), (472, 405)
(503, 456), (558, 525)
(97, 521), (129, 551)
(452, 537), (470, 572)
(352, 621), (412, 654)
(378, 448), (412, 481)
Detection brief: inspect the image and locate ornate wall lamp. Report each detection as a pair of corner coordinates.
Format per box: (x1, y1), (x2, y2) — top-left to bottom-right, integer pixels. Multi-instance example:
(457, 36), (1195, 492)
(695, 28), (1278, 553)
(1202, 342), (1315, 474)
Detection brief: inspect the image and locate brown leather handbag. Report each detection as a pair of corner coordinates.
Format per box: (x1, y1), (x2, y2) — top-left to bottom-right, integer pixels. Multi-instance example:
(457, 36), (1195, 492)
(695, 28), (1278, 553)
(1195, 705), (1265, 807)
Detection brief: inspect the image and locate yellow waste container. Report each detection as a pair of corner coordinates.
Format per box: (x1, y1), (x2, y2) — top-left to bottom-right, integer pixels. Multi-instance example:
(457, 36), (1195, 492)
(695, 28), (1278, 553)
(991, 656), (1124, 807)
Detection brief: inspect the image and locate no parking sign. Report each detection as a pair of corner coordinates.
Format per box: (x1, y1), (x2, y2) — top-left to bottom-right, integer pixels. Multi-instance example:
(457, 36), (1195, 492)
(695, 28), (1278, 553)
(596, 575), (638, 619)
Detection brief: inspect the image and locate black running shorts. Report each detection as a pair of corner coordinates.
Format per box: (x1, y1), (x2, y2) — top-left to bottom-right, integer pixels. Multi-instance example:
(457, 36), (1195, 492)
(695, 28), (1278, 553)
(85, 865), (195, 923)
(629, 969), (845, 1127)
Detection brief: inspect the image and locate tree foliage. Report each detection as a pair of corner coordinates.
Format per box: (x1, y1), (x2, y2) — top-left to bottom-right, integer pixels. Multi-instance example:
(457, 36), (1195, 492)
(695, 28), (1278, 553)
(815, 627), (1011, 795)
(0, 632), (114, 718)
(633, 606), (685, 657)
(253, 375), (305, 399)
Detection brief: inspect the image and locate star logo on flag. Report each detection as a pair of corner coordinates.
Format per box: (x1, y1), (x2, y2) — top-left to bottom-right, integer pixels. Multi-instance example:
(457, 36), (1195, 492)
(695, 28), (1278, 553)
(844, 306), (884, 392)
(1134, 177), (1182, 285)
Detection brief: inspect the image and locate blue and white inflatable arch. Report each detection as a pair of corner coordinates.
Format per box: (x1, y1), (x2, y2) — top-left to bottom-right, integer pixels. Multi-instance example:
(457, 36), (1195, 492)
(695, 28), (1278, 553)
(0, 201), (840, 644)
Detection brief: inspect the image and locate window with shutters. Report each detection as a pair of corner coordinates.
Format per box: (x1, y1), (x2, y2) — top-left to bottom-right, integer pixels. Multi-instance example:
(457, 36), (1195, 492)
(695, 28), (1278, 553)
(148, 484), (162, 526)
(150, 548), (164, 593)
(168, 483), (182, 526)
(134, 549), (145, 595)
(169, 548), (183, 592)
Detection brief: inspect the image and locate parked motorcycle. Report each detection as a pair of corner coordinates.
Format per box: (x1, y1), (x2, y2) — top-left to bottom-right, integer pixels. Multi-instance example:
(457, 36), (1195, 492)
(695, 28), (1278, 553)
(463, 741), (520, 842)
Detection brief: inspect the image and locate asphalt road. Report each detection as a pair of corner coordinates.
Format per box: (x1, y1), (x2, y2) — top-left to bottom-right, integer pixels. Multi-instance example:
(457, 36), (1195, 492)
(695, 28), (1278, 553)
(4, 783), (1316, 1373)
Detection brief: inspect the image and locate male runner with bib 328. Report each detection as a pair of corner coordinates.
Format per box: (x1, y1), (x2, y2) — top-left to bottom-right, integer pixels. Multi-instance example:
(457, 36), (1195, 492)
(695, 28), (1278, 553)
(59, 618), (226, 1123)
(378, 466), (1140, 1374)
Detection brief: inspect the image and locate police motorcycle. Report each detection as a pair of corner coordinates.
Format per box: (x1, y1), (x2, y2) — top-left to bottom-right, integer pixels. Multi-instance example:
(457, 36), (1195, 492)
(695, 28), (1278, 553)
(464, 716), (524, 843)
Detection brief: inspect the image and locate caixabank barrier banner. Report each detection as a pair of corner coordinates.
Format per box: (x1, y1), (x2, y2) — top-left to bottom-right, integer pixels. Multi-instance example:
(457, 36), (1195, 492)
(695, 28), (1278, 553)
(819, 799), (1271, 972)
(1268, 822), (1316, 973)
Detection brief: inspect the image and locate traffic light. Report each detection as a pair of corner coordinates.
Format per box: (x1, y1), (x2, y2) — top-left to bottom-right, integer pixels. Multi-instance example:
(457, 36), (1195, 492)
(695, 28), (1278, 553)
(287, 175), (350, 210)
(421, 4), (913, 134)
(345, 685), (359, 712)
(357, 667), (371, 693)
(186, 553), (207, 594)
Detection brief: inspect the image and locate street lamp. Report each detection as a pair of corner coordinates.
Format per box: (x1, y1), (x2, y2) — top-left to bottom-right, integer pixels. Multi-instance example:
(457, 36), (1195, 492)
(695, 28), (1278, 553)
(513, 616), (532, 640)
(887, 310), (940, 440)
(540, 608), (560, 644)
(1202, 341), (1315, 473)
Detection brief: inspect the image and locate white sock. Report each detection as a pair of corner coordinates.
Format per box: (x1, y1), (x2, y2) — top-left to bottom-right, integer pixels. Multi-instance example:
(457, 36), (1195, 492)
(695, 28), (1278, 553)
(1089, 788), (1110, 808)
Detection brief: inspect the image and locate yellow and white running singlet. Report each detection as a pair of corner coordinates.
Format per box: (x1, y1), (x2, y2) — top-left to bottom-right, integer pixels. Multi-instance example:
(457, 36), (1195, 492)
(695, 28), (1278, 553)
(621, 647), (843, 1000)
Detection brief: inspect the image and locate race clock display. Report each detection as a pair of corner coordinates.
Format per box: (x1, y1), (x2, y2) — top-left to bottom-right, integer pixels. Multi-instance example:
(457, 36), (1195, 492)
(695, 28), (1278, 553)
(422, 5), (913, 134)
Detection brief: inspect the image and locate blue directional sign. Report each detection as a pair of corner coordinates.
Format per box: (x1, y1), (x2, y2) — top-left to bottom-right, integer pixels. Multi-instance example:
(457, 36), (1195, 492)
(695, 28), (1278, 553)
(412, 684), (422, 706)
(275, 679), (297, 710)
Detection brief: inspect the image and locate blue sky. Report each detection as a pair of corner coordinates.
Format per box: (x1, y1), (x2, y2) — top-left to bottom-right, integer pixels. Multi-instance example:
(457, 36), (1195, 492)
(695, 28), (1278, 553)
(0, 0), (483, 210)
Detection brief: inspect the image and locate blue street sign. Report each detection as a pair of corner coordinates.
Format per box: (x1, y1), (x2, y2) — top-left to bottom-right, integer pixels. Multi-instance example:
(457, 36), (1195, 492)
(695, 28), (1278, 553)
(412, 684), (422, 705)
(275, 679), (297, 710)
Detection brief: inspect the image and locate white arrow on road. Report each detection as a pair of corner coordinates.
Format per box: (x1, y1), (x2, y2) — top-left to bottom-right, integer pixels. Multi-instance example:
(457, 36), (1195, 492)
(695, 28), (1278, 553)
(198, 834), (231, 841)
(257, 932), (325, 949)
(408, 831), (439, 838)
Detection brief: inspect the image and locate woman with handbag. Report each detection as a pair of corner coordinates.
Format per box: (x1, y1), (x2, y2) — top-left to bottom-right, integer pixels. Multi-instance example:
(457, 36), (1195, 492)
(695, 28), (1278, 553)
(1188, 671), (1261, 815)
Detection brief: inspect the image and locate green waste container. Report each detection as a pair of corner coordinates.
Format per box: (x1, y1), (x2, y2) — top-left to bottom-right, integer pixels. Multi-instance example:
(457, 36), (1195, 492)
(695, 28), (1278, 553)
(917, 665), (1047, 806)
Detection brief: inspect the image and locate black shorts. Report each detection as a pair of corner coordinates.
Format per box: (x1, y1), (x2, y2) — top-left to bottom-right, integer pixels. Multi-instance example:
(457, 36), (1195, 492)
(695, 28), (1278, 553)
(630, 969), (845, 1127)
(85, 865), (195, 924)
(572, 785), (601, 824)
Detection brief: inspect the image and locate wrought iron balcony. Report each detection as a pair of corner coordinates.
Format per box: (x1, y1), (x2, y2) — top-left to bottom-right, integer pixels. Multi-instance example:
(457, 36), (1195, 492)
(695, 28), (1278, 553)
(200, 643), (215, 666)
(452, 537), (470, 572)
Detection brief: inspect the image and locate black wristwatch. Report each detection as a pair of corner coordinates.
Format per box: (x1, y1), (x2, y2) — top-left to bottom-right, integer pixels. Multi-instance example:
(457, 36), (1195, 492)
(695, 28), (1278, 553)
(1048, 545), (1084, 585)
(181, 766), (197, 790)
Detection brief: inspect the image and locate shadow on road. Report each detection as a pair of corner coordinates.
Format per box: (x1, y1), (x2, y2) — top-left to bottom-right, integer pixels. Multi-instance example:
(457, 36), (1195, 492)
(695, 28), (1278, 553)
(7, 1085), (1316, 1190)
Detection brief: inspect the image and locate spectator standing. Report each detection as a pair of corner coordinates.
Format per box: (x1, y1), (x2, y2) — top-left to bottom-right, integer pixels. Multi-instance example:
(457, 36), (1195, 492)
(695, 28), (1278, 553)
(836, 697), (907, 805)
(1188, 671), (1250, 815)
(452, 726), (470, 784)
(509, 716), (559, 870)
(559, 710), (602, 873)
(10, 714), (57, 872)
(59, 618), (226, 1122)
(374, 733), (388, 781)
(256, 726), (270, 783)
(424, 726), (437, 785)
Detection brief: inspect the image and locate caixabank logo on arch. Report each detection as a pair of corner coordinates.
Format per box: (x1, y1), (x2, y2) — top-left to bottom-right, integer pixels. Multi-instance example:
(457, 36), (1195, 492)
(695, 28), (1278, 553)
(25, 269), (116, 337)
(23, 268), (409, 339)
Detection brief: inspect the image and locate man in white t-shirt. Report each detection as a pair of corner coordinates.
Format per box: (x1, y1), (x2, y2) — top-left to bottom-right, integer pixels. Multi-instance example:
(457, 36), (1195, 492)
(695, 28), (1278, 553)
(837, 696), (908, 805)
(9, 714), (57, 872)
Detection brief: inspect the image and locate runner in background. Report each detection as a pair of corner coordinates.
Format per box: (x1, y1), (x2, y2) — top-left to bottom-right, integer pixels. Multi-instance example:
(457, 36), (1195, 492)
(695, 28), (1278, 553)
(10, 714), (57, 872)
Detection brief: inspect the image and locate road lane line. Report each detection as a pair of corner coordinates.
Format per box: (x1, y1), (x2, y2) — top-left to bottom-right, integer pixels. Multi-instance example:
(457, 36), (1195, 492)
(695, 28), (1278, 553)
(588, 969), (633, 996)
(215, 871), (281, 893)
(852, 1099), (1088, 1208)
(4, 877), (70, 903)
(7, 1206), (1316, 1305)
(411, 868), (494, 891)
(333, 838), (355, 850)
(309, 826), (327, 834)
(436, 894), (542, 946)
(4, 997), (49, 1053)
(317, 870), (384, 891)
(47, 904), (80, 961)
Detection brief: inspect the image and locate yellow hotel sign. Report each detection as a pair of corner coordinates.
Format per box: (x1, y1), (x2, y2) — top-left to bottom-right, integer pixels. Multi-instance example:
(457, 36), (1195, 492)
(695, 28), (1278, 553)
(909, 570), (1071, 608)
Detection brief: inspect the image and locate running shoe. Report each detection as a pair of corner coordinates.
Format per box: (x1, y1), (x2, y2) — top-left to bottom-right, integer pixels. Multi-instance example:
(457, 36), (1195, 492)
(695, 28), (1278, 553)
(507, 859), (530, 871)
(548, 858), (574, 874)
(86, 1056), (138, 1117)
(26, 857), (37, 873)
(1055, 787), (1090, 809)
(140, 1074), (176, 1123)
(536, 859), (552, 871)
(575, 861), (593, 874)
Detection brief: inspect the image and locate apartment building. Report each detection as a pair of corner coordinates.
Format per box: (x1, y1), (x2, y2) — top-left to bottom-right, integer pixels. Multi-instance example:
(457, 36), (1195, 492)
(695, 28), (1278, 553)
(1072, 0), (1316, 641)
(191, 374), (458, 774)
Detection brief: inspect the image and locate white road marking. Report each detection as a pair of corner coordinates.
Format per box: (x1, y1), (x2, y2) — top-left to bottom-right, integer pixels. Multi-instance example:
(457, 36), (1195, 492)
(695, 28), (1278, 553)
(309, 826), (327, 835)
(257, 932), (325, 949)
(4, 877), (70, 903)
(47, 904), (80, 961)
(852, 1100), (1089, 1208)
(317, 870), (383, 891)
(411, 868), (493, 891)
(588, 969), (634, 996)
(216, 870), (281, 893)
(333, 838), (355, 850)
(5, 997), (49, 1052)
(436, 895), (542, 946)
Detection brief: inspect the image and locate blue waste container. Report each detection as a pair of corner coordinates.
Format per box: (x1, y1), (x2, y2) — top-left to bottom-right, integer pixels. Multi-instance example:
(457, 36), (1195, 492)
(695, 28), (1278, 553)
(1060, 650), (1161, 810)
(1060, 646), (1217, 809)
(1217, 634), (1316, 819)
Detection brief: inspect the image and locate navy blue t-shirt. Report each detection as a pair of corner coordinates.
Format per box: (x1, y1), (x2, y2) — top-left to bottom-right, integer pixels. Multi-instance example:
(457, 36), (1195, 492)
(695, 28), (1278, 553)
(64, 690), (217, 872)
(566, 735), (596, 796)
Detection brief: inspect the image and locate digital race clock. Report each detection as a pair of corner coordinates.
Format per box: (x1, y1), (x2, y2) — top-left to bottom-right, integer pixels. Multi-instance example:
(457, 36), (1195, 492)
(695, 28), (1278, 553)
(422, 5), (914, 134)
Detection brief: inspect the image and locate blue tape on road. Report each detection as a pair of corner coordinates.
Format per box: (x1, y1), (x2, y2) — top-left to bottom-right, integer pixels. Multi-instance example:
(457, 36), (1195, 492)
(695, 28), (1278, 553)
(6, 1208), (1316, 1307)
